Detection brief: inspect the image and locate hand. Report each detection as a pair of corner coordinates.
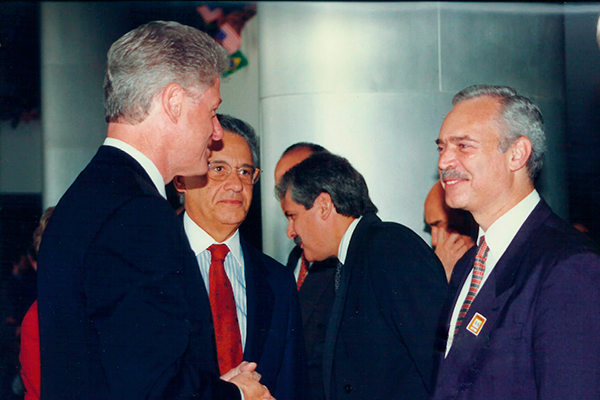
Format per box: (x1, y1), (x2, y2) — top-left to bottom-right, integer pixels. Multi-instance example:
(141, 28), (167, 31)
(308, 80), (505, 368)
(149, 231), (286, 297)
(221, 361), (261, 382)
(230, 371), (275, 400)
(434, 229), (474, 281)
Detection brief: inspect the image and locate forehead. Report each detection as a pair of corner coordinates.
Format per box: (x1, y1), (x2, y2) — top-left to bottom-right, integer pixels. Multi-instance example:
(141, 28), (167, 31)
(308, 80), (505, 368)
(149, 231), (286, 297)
(438, 96), (502, 141)
(209, 131), (252, 163)
(282, 190), (305, 211)
(198, 77), (222, 106)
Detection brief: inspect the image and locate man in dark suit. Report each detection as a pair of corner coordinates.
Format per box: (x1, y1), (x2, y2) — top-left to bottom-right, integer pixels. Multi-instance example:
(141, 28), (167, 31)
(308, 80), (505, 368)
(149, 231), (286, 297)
(173, 114), (306, 400)
(36, 21), (272, 400)
(275, 142), (338, 400)
(276, 152), (447, 400)
(433, 85), (600, 399)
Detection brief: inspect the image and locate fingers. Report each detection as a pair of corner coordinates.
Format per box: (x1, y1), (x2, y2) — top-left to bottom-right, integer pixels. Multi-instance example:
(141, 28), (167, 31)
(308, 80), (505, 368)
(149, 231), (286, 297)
(239, 361), (257, 372)
(230, 371), (273, 400)
(221, 361), (261, 382)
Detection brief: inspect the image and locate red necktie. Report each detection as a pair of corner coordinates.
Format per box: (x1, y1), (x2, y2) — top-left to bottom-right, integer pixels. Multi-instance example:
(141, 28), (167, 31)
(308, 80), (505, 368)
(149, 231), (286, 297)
(208, 244), (243, 374)
(454, 237), (489, 336)
(297, 253), (309, 290)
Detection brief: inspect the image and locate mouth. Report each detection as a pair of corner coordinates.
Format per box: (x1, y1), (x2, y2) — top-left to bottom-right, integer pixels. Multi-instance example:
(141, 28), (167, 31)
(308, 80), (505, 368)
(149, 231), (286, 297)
(440, 169), (469, 187)
(219, 199), (243, 206)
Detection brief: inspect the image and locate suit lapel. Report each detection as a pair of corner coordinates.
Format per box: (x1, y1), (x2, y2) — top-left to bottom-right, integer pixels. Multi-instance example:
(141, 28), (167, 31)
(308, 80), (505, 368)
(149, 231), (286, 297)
(322, 213), (379, 400)
(240, 238), (274, 362)
(439, 201), (552, 389)
(299, 260), (335, 326)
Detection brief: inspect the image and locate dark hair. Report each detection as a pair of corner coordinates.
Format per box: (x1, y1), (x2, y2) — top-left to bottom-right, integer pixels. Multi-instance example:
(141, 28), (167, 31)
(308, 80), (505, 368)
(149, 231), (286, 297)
(275, 152), (378, 218)
(452, 84), (546, 180)
(281, 142), (328, 157)
(217, 114), (260, 168)
(29, 206), (55, 262)
(104, 21), (229, 124)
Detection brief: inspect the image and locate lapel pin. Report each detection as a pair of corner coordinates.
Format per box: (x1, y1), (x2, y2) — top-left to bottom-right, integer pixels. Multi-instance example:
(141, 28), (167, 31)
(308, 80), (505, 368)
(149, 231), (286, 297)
(466, 312), (486, 336)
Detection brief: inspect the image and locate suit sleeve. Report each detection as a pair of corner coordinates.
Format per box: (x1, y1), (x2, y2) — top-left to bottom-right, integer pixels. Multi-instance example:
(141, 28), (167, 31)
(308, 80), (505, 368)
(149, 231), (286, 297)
(274, 272), (308, 400)
(533, 252), (600, 399)
(84, 196), (240, 400)
(368, 225), (448, 392)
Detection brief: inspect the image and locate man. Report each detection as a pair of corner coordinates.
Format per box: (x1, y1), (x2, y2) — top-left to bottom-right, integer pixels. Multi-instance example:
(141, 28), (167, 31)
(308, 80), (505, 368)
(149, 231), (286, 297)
(274, 142), (338, 400)
(424, 180), (476, 281)
(173, 114), (306, 400)
(433, 85), (600, 399)
(276, 152), (447, 400)
(36, 21), (271, 400)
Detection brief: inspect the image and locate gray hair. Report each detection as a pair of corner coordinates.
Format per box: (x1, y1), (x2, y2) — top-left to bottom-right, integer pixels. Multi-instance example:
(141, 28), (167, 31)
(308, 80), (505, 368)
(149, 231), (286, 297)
(275, 152), (378, 218)
(452, 84), (546, 180)
(104, 21), (229, 124)
(217, 114), (260, 168)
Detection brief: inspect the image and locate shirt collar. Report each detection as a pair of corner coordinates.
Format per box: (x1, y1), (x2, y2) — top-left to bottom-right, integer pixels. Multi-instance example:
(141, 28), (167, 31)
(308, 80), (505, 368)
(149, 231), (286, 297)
(183, 211), (243, 265)
(103, 138), (167, 199)
(338, 216), (362, 265)
(479, 189), (540, 258)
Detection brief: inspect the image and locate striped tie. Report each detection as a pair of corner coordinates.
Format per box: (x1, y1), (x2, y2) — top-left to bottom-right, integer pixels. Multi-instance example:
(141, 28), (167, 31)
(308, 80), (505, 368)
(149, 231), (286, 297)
(454, 237), (489, 336)
(297, 254), (309, 290)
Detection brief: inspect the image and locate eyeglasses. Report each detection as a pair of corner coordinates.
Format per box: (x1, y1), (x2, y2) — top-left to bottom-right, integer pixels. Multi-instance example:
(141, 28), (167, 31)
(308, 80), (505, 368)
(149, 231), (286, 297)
(208, 161), (261, 185)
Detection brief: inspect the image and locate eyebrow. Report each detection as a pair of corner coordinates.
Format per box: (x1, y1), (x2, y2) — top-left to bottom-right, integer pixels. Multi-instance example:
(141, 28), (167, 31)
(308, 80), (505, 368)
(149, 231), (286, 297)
(210, 159), (255, 168)
(435, 135), (479, 145)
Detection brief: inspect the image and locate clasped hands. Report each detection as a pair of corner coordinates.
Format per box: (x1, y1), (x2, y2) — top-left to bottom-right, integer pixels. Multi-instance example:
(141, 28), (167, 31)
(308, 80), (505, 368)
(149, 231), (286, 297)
(221, 361), (275, 400)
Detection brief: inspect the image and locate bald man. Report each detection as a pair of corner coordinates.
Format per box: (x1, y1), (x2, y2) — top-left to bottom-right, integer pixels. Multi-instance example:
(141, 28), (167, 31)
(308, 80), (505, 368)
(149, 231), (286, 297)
(424, 180), (476, 281)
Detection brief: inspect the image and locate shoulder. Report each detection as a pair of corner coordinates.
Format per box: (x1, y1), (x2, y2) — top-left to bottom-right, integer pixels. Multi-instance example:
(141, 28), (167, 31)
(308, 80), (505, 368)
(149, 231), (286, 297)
(358, 217), (434, 258)
(354, 216), (446, 284)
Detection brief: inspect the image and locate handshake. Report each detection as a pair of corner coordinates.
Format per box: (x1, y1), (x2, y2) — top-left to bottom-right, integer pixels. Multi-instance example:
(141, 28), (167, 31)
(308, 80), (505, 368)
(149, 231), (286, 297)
(221, 361), (275, 400)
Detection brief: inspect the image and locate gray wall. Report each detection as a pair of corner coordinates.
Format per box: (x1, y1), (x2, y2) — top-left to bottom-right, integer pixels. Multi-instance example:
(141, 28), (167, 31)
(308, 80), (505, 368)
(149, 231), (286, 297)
(258, 2), (568, 263)
(2, 2), (592, 263)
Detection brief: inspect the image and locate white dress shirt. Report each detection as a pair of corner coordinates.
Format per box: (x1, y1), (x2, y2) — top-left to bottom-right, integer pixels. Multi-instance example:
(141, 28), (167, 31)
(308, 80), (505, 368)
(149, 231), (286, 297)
(183, 212), (248, 350)
(338, 217), (362, 264)
(445, 190), (540, 356)
(103, 138), (167, 199)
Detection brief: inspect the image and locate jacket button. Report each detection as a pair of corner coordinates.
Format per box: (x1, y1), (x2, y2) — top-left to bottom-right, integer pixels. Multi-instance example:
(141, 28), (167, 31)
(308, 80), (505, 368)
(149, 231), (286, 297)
(344, 384), (353, 393)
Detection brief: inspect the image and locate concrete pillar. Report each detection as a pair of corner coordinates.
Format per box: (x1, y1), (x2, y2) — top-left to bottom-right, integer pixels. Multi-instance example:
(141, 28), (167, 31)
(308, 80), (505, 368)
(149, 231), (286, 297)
(40, 2), (128, 208)
(258, 2), (566, 263)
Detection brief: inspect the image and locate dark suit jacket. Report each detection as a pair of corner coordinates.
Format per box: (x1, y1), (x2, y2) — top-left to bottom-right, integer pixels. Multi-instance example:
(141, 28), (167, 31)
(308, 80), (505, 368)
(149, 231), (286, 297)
(433, 200), (600, 400)
(232, 237), (307, 400)
(37, 146), (239, 400)
(323, 213), (448, 400)
(287, 245), (337, 400)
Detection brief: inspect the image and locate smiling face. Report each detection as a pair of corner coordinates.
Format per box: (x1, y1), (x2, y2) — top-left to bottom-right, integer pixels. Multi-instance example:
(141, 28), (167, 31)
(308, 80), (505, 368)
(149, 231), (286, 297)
(174, 78), (224, 177)
(176, 130), (254, 242)
(436, 96), (515, 225)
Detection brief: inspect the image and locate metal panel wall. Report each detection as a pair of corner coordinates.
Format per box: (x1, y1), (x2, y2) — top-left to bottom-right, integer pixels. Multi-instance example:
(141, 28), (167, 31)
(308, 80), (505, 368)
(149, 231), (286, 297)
(259, 2), (566, 263)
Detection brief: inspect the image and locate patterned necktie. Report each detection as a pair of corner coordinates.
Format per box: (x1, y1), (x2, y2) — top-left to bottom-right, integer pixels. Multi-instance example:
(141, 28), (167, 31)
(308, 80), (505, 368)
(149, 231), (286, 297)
(454, 237), (490, 336)
(334, 259), (343, 293)
(207, 244), (243, 375)
(297, 253), (309, 290)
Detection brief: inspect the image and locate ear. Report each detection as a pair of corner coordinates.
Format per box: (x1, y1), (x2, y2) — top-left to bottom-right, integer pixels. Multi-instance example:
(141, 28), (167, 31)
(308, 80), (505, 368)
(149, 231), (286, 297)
(508, 136), (532, 172)
(172, 175), (187, 193)
(314, 192), (334, 220)
(162, 83), (184, 124)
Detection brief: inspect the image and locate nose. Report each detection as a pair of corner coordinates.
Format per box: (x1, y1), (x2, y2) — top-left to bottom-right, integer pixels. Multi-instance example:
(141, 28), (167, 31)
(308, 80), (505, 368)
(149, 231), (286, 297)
(438, 146), (455, 173)
(212, 116), (224, 141)
(286, 221), (296, 240)
(431, 226), (438, 247)
(223, 168), (243, 192)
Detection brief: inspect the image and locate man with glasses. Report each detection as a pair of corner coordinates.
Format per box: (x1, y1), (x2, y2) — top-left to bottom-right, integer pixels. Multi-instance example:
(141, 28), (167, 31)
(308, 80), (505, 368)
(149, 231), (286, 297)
(174, 114), (306, 400)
